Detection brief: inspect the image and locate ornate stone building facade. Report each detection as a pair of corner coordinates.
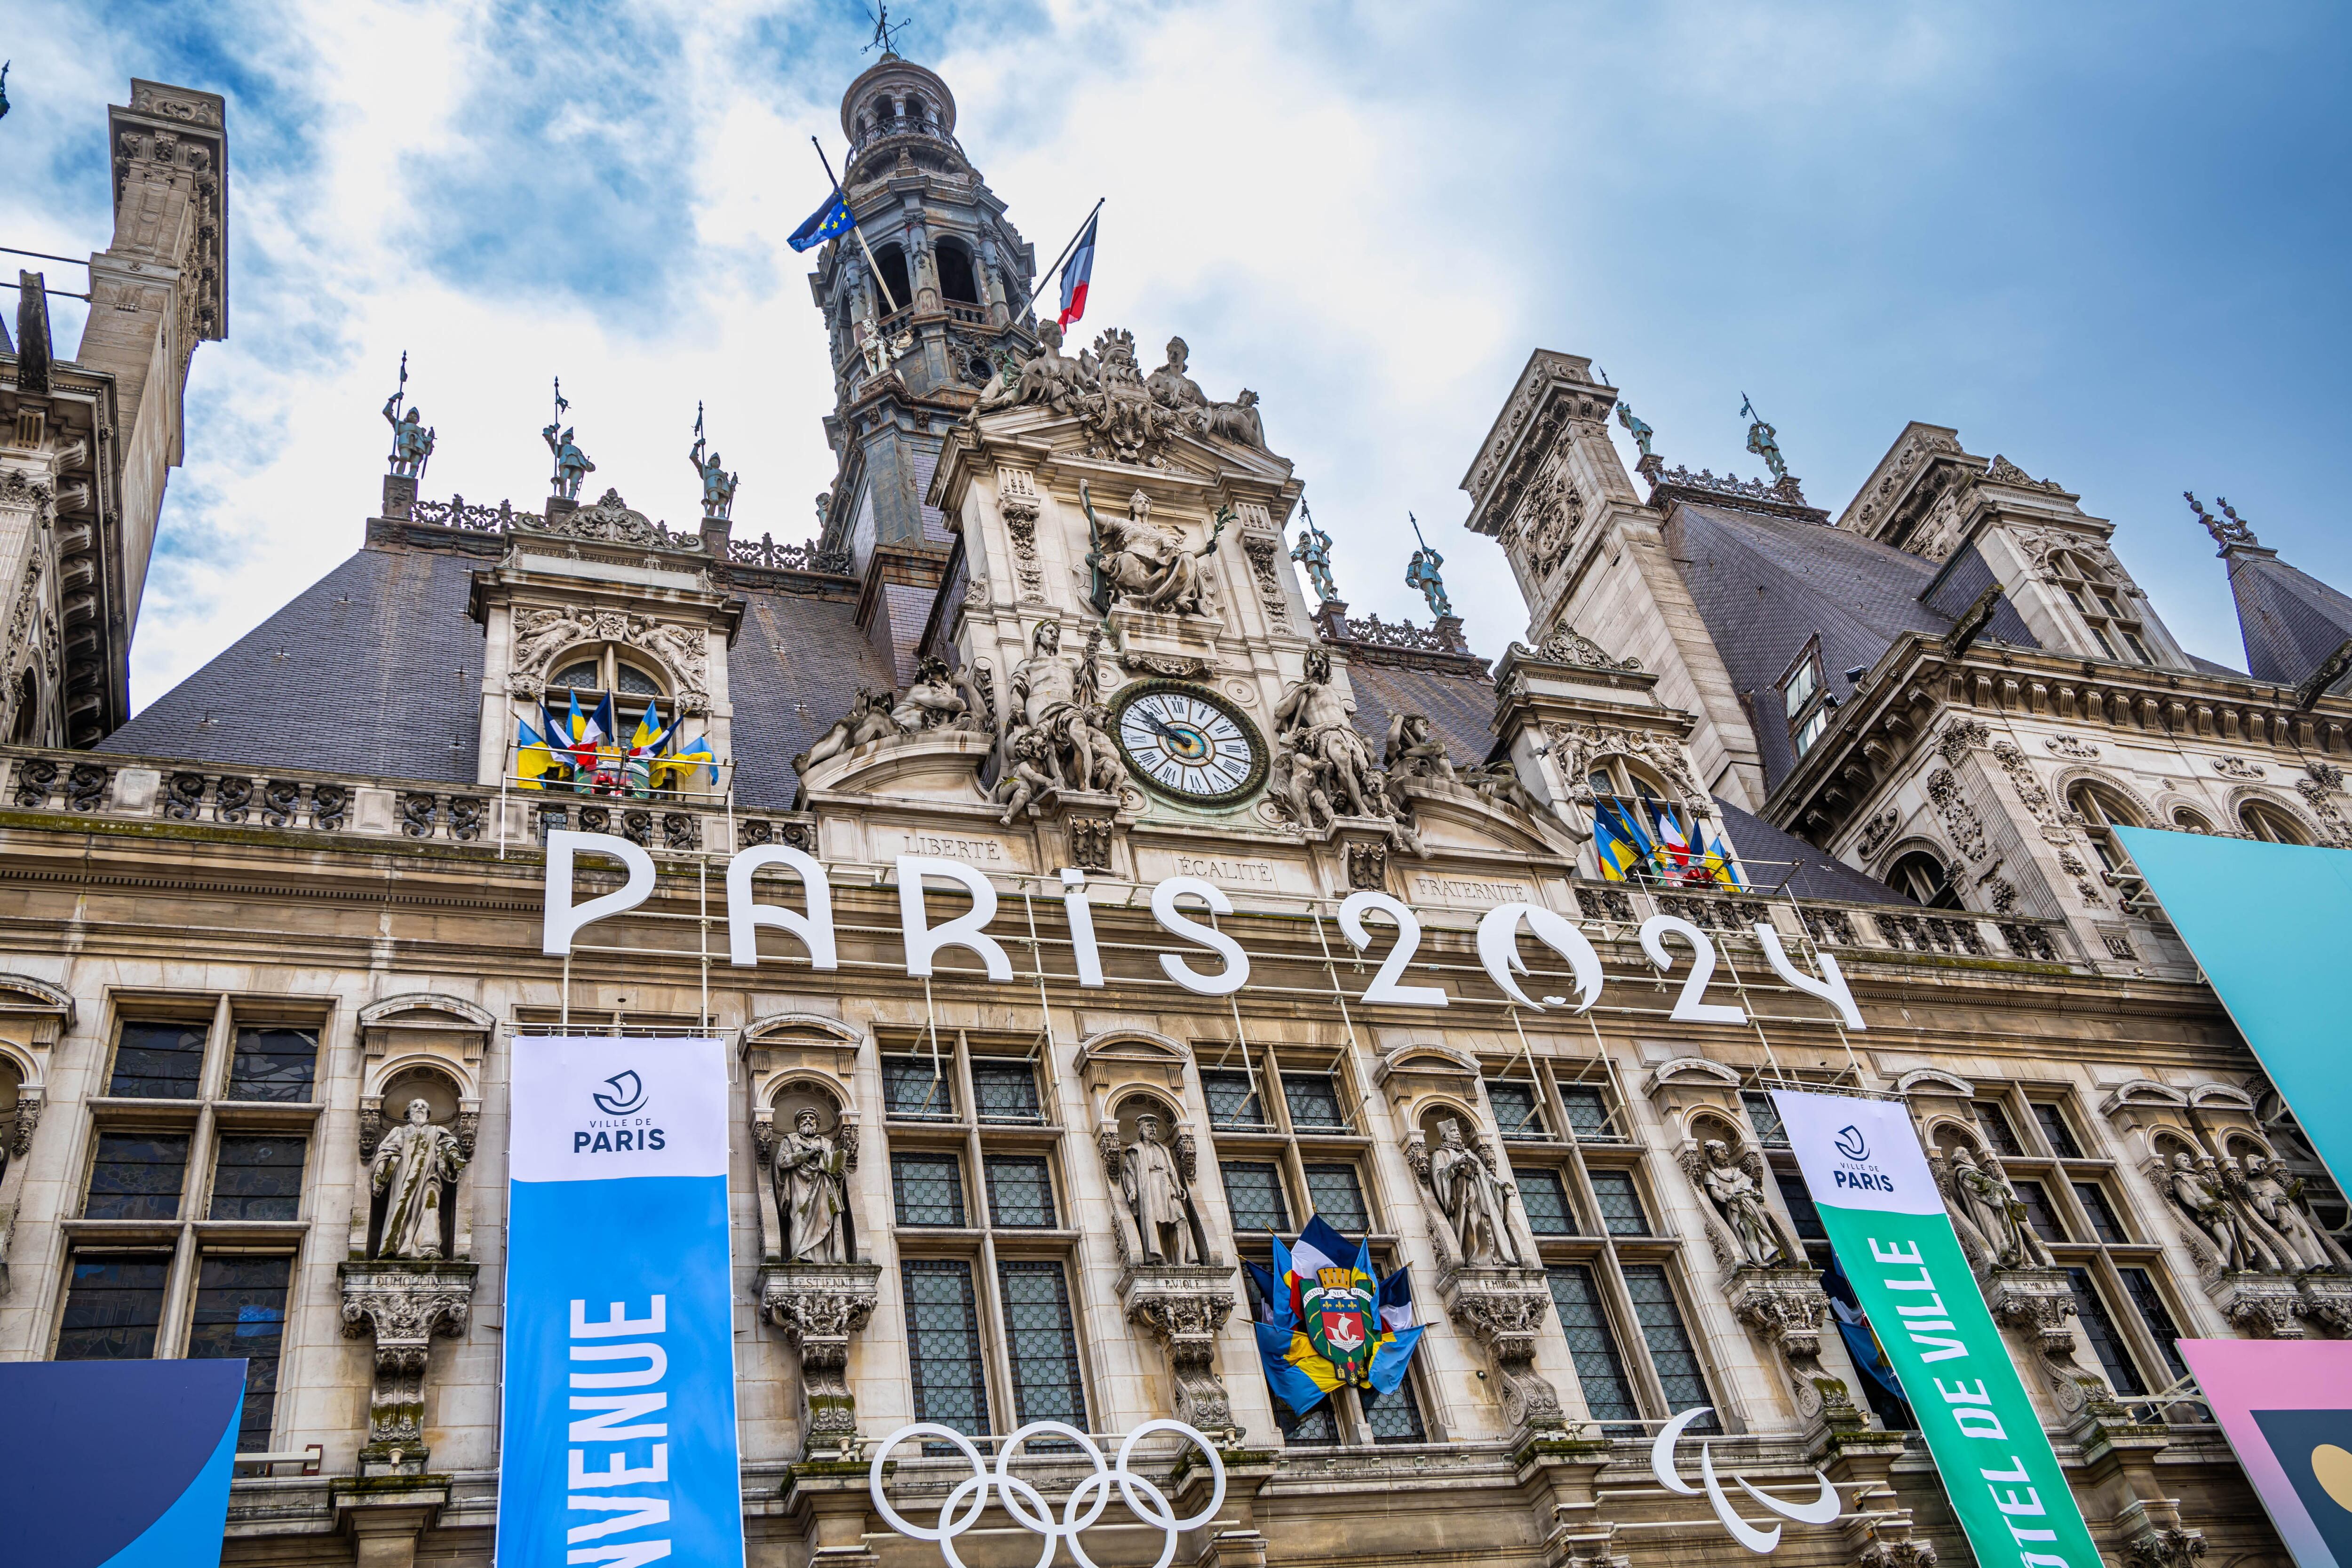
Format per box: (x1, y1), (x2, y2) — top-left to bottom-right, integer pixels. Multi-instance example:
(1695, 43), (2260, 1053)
(1, 61), (2347, 1568)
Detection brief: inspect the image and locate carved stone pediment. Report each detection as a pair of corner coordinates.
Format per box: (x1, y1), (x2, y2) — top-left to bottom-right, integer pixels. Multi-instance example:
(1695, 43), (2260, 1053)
(516, 488), (703, 552)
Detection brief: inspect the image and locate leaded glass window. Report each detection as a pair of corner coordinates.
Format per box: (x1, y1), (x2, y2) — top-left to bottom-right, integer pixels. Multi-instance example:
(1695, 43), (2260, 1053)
(882, 1055), (956, 1121)
(2074, 1182), (2128, 1244)
(55, 1255), (171, 1360)
(1586, 1169), (1648, 1235)
(902, 1260), (991, 1435)
(1221, 1161), (1290, 1234)
(1546, 1265), (1639, 1425)
(1772, 1167), (1826, 1241)
(1278, 1397), (1338, 1446)
(1488, 1080), (1549, 1139)
(1303, 1163), (1368, 1234)
(1360, 1380), (1426, 1443)
(971, 1059), (1042, 1124)
(1518, 1169), (1577, 1235)
(109, 1022), (207, 1099)
(1971, 1101), (2022, 1157)
(1623, 1265), (1715, 1429)
(86, 1132), (189, 1220)
(893, 1153), (967, 1227)
(227, 1028), (317, 1103)
(2066, 1267), (2146, 1396)
(1282, 1072), (1345, 1130)
(1742, 1090), (1788, 1147)
(999, 1261), (1088, 1428)
(210, 1135), (305, 1221)
(1201, 1069), (1269, 1130)
(2011, 1179), (2068, 1243)
(2033, 1103), (2082, 1159)
(985, 1156), (1056, 1229)
(2119, 1266), (2189, 1384)
(1560, 1085), (1617, 1140)
(188, 1255), (292, 1448)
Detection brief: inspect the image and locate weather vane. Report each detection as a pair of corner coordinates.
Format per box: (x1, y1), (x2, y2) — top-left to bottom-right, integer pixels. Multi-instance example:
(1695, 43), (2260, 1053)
(862, 3), (909, 56)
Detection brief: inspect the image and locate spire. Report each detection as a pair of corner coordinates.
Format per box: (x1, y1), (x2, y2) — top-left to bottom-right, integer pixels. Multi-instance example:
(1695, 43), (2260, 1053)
(2189, 492), (2352, 692)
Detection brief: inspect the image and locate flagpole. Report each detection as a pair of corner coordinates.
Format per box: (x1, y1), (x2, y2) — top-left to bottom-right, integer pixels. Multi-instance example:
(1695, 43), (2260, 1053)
(809, 136), (905, 316)
(1018, 196), (1106, 324)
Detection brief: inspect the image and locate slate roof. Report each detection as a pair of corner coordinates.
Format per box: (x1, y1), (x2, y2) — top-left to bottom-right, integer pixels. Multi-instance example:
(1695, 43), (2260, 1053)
(100, 543), (895, 810)
(2225, 547), (2352, 689)
(1710, 796), (1904, 904)
(1338, 653), (1497, 768)
(1665, 501), (2038, 793)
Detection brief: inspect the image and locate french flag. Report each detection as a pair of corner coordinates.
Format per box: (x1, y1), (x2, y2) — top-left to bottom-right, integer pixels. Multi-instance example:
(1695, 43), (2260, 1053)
(1057, 212), (1098, 329)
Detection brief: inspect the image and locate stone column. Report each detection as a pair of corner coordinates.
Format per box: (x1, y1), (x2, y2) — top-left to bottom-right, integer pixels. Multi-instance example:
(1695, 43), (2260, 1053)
(338, 1260), (477, 1477)
(1119, 1263), (1240, 1435)
(760, 1262), (883, 1457)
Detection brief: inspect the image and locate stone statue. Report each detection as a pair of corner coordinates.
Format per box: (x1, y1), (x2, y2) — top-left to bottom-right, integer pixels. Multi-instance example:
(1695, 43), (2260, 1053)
(1273, 646), (1380, 819)
(1692, 1138), (1792, 1269)
(1000, 319), (1086, 411)
(1290, 510), (1338, 603)
(1943, 1144), (2052, 1271)
(2165, 1150), (2278, 1273)
(1406, 544), (1451, 619)
(1208, 390), (1264, 447)
(1145, 336), (1210, 427)
(1741, 395), (1788, 484)
(993, 726), (1055, 824)
(370, 1098), (465, 1261)
(1382, 714), (1455, 814)
(1425, 1118), (1520, 1267)
(772, 1108), (849, 1264)
(1119, 1111), (1199, 1265)
(1082, 485), (1227, 616)
(794, 689), (901, 776)
(2236, 1154), (2346, 1273)
(383, 398), (435, 478)
(1270, 743), (1335, 831)
(543, 423), (595, 501)
(689, 433), (738, 522)
(890, 656), (968, 732)
(1615, 400), (1654, 459)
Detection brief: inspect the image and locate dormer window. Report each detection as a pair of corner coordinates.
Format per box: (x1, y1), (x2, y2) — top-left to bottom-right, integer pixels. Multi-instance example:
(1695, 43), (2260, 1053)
(1777, 642), (1832, 759)
(2050, 550), (2153, 664)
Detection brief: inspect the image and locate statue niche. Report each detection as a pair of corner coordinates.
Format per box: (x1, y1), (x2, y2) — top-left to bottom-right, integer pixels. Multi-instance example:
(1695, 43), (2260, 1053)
(1101, 1094), (1209, 1268)
(1408, 1111), (1522, 1270)
(754, 1081), (881, 1452)
(365, 1070), (468, 1261)
(772, 1104), (855, 1265)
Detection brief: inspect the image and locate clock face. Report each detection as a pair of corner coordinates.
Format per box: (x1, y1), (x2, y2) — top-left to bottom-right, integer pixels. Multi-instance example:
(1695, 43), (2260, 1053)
(1111, 682), (1268, 805)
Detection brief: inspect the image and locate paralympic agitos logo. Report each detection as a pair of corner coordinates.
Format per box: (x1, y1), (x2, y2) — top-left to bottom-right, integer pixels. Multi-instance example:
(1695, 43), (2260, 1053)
(574, 1070), (666, 1154)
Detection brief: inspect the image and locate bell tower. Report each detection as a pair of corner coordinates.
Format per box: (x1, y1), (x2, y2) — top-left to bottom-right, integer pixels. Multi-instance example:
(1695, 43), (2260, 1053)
(803, 52), (1037, 676)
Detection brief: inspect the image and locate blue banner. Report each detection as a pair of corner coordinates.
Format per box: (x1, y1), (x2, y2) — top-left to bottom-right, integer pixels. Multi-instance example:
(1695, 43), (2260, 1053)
(0, 1359), (244, 1568)
(495, 1037), (743, 1568)
(2117, 828), (2352, 1193)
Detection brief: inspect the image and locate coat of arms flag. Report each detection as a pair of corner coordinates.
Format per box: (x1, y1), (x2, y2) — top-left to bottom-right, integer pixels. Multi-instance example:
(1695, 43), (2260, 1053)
(1247, 1216), (1424, 1416)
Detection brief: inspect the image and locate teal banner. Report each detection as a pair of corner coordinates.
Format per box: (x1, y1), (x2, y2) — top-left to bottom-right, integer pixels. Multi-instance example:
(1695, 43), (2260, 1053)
(2117, 827), (2352, 1192)
(1773, 1090), (2102, 1568)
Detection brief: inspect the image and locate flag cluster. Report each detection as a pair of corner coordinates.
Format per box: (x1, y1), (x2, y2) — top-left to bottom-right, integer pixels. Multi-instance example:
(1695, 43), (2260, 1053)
(1592, 797), (1744, 888)
(515, 693), (717, 795)
(1244, 1217), (1422, 1418)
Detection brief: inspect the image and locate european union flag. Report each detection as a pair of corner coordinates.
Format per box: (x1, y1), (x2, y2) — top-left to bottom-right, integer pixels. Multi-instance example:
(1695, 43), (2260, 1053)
(788, 189), (855, 253)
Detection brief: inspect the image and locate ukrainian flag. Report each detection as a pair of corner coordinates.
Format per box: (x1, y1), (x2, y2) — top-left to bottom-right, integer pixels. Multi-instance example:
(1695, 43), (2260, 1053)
(1692, 819), (1747, 888)
(624, 699), (680, 796)
(1593, 798), (1654, 882)
(653, 732), (719, 792)
(514, 715), (569, 790)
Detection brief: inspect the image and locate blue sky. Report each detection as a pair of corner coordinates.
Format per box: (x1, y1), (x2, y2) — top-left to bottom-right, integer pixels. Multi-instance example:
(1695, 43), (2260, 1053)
(8, 0), (2351, 706)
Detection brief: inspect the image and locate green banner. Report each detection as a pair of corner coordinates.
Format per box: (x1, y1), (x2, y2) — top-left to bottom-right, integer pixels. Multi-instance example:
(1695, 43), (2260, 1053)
(1772, 1090), (2102, 1568)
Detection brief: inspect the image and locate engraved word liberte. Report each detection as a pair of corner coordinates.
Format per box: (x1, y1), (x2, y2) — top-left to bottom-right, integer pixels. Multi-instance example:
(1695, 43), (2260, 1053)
(538, 829), (1867, 1021)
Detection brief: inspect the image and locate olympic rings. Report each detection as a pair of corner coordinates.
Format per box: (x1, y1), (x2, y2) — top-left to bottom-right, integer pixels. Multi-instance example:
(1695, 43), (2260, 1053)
(868, 1417), (1228, 1568)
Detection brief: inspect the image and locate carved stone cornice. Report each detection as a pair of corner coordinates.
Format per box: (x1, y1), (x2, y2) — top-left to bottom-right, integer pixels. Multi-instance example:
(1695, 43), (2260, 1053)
(1436, 1263), (1565, 1435)
(759, 1261), (882, 1454)
(1980, 1266), (2125, 1420)
(339, 1260), (477, 1477)
(1117, 1262), (1240, 1437)
(2208, 1270), (2309, 1339)
(1722, 1264), (1856, 1426)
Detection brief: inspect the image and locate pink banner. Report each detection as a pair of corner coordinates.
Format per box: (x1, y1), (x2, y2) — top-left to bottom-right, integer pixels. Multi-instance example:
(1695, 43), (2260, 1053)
(2178, 1338), (2352, 1568)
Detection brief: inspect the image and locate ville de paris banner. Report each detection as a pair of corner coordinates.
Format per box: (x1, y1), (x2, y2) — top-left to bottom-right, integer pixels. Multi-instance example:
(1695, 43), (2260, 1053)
(497, 1036), (744, 1568)
(2115, 827), (2352, 1193)
(1772, 1089), (2101, 1568)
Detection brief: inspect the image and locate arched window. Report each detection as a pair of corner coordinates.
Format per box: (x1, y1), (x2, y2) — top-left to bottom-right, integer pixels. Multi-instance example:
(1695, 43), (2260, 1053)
(1586, 756), (1719, 885)
(550, 649), (667, 736)
(2049, 549), (2154, 665)
(937, 239), (979, 305)
(873, 243), (912, 315)
(2240, 799), (2312, 844)
(2066, 781), (2142, 874)
(903, 94), (928, 126)
(2169, 806), (2214, 835)
(1886, 850), (1963, 910)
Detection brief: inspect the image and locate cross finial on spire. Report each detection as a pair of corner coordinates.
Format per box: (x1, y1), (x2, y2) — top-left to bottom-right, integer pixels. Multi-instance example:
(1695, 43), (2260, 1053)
(863, 2), (910, 56)
(2186, 490), (2258, 549)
